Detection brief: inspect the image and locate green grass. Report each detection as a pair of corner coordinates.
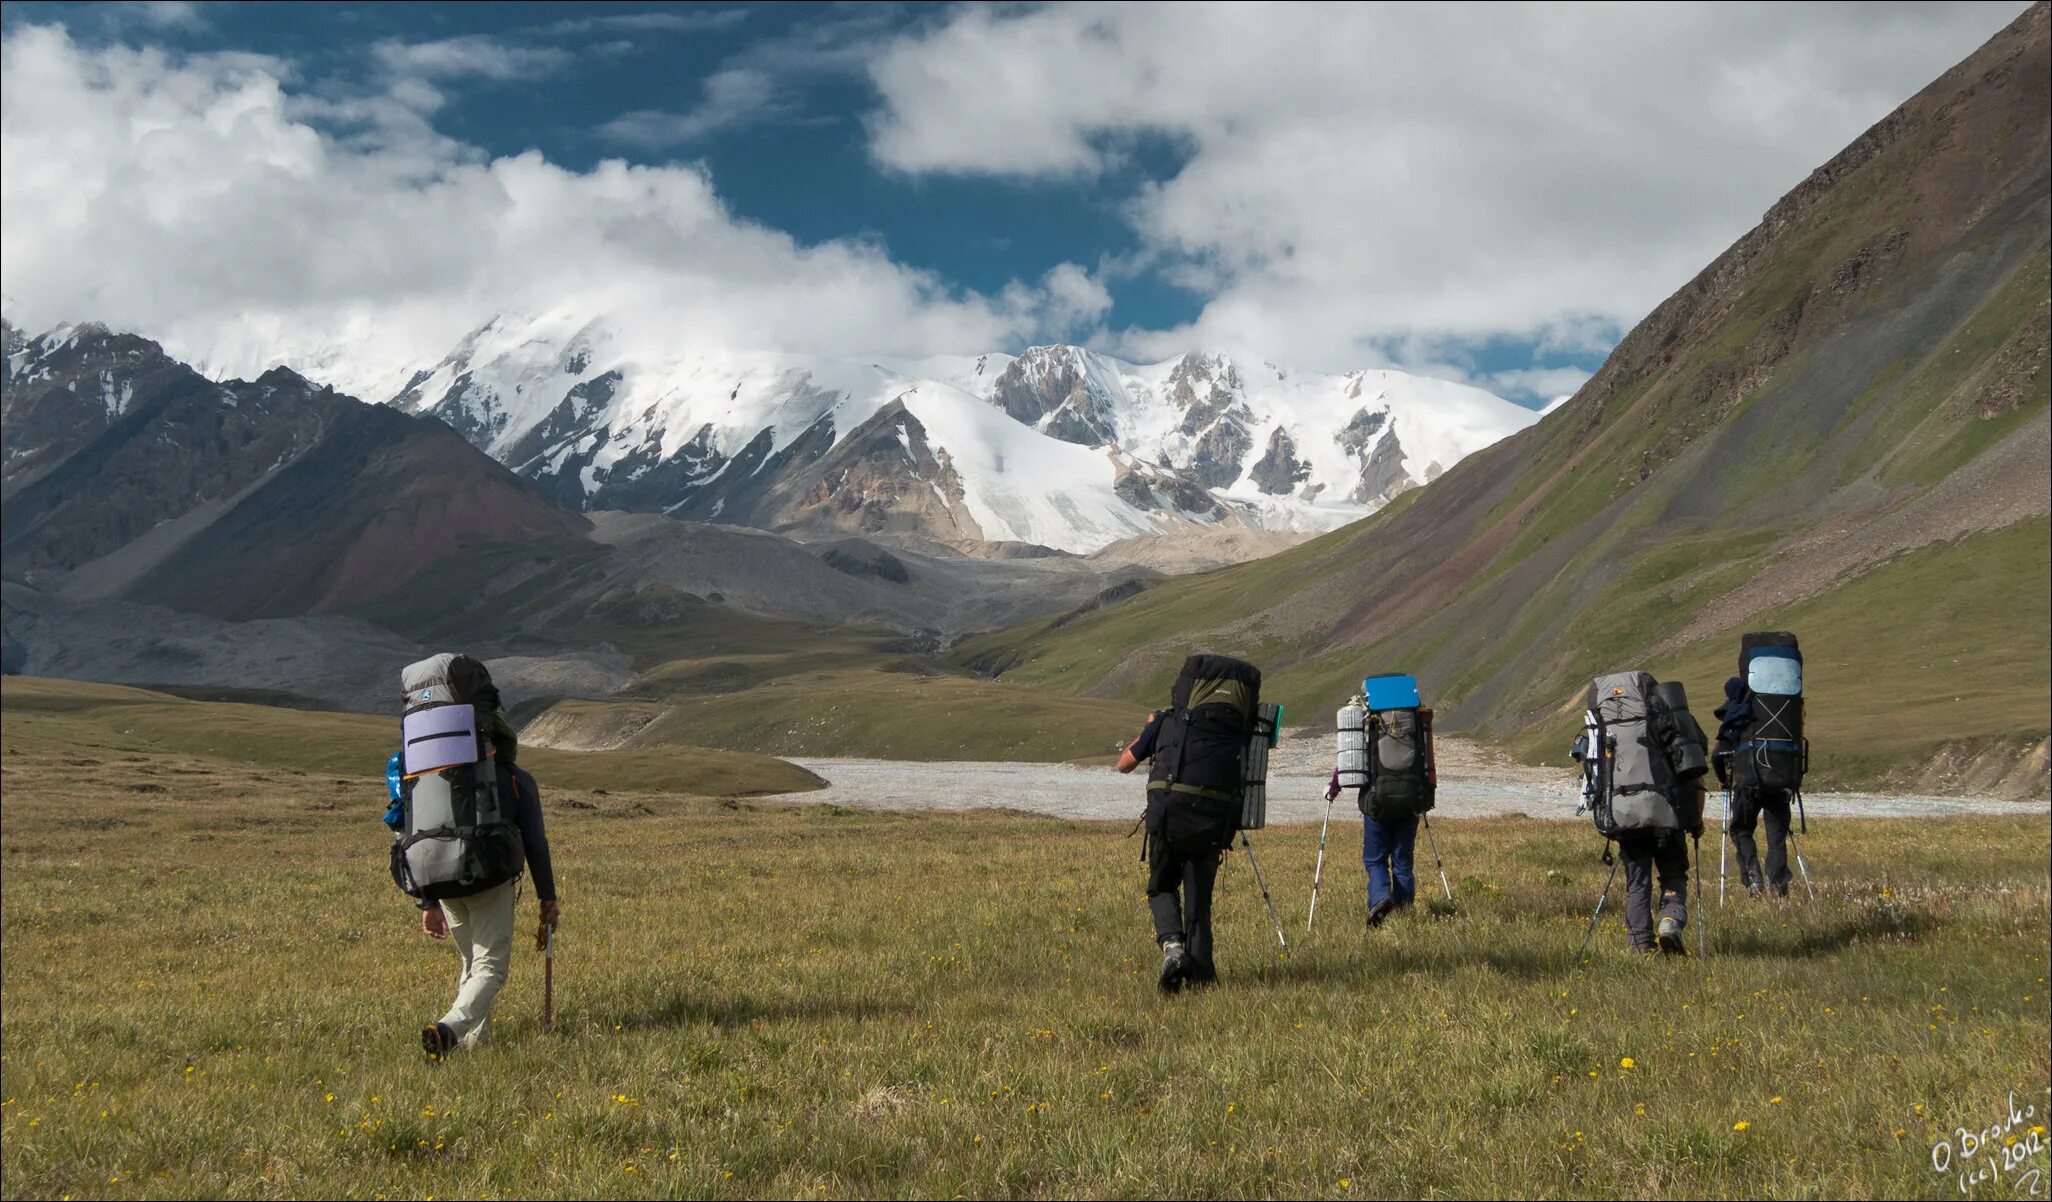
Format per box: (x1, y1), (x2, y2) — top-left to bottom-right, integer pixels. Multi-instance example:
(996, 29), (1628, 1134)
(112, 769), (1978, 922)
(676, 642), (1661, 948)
(1, 709), (2046, 1198)
(1545, 518), (2052, 792)
(0, 678), (825, 798)
(541, 670), (1151, 762)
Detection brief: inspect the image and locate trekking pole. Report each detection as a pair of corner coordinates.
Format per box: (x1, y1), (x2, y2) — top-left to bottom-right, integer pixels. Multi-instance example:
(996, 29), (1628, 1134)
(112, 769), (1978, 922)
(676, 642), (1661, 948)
(1694, 833), (1706, 960)
(1422, 814), (1454, 903)
(1718, 786), (1730, 908)
(541, 923), (556, 1032)
(1575, 857), (1619, 964)
(1307, 790), (1337, 934)
(1238, 831), (1288, 950)
(1790, 831), (1817, 901)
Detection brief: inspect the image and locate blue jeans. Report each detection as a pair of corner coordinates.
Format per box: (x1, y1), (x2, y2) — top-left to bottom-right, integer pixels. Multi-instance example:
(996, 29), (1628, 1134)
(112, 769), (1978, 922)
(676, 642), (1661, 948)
(1363, 812), (1418, 910)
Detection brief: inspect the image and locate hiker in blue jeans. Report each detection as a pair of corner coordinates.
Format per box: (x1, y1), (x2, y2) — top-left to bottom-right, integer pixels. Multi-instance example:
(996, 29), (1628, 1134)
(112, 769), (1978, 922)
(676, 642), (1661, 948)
(1363, 809), (1418, 926)
(1329, 768), (1418, 928)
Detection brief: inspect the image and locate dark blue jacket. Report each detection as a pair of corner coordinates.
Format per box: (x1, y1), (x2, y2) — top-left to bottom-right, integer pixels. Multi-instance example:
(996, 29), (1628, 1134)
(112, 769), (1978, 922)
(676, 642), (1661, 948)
(499, 764), (556, 903)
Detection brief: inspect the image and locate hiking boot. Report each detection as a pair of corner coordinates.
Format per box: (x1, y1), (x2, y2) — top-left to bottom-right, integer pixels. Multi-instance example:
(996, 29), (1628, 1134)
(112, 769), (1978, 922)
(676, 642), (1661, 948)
(1746, 882), (1764, 898)
(1367, 898), (1396, 929)
(421, 1022), (455, 1063)
(1656, 916), (1686, 956)
(1158, 940), (1190, 994)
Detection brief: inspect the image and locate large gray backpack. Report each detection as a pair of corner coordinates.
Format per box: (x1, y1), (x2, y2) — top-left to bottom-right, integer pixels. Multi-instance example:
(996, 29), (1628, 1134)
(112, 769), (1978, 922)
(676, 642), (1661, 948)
(1579, 671), (1708, 837)
(389, 653), (525, 901)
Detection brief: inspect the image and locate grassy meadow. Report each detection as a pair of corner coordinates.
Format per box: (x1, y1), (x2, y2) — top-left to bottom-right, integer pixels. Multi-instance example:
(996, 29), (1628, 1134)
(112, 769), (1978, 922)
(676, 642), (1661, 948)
(3, 680), (2048, 1199)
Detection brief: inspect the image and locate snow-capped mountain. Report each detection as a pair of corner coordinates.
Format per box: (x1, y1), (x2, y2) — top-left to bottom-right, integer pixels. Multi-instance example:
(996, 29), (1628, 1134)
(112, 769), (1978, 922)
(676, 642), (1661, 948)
(194, 311), (1540, 554)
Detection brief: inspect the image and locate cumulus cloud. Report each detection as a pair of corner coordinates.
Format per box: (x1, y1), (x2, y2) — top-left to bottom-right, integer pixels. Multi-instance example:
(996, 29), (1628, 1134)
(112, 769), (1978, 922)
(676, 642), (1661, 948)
(867, 1), (2028, 373)
(0, 24), (1067, 402)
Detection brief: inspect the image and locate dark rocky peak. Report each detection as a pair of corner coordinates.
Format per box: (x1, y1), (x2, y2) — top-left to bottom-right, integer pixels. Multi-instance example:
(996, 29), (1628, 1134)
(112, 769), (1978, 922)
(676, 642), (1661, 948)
(1336, 407), (1387, 455)
(5, 321), (178, 386)
(989, 346), (1097, 424)
(1247, 426), (1312, 496)
(989, 346), (1120, 446)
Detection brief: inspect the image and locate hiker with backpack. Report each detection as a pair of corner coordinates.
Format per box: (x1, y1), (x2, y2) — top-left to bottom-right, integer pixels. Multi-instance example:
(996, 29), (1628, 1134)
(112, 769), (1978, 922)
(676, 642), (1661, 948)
(387, 654), (558, 1060)
(1117, 654), (1265, 993)
(1574, 673), (1711, 955)
(1324, 673), (1440, 928)
(1714, 632), (1808, 899)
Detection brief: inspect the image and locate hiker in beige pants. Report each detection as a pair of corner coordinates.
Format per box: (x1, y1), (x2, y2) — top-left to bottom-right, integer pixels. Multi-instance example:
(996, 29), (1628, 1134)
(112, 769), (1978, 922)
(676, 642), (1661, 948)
(422, 881), (519, 1045)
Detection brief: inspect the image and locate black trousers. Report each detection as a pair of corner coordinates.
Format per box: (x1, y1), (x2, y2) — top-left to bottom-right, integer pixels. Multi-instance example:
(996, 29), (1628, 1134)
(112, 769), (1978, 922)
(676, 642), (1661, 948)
(1617, 831), (1690, 951)
(1731, 787), (1793, 896)
(1147, 837), (1221, 981)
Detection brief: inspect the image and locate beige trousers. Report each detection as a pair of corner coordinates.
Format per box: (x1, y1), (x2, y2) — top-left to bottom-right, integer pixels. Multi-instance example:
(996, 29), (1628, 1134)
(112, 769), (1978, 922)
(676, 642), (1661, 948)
(437, 880), (517, 1045)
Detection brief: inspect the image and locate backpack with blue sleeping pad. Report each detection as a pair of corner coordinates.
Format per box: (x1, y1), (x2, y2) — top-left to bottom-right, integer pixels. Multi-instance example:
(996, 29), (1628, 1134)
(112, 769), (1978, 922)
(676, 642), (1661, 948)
(1360, 673), (1436, 821)
(1733, 631), (1805, 792)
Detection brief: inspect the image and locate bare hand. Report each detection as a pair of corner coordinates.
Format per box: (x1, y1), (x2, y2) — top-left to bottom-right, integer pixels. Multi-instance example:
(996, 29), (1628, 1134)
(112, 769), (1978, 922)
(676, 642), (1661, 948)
(421, 907), (447, 939)
(537, 900), (560, 949)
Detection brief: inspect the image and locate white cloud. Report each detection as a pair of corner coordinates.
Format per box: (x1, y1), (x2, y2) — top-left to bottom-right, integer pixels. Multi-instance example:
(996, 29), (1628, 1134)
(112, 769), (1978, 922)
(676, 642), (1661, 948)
(599, 67), (780, 148)
(596, 8), (895, 148)
(0, 25), (1063, 401)
(1488, 365), (1596, 404)
(371, 35), (571, 83)
(999, 262), (1114, 341)
(536, 10), (751, 37)
(867, 1), (2030, 373)
(108, 1), (205, 31)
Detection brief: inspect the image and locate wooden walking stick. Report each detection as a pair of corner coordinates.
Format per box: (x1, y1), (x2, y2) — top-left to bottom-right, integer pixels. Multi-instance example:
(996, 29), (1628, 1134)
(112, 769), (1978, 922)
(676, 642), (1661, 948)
(539, 922), (555, 1032)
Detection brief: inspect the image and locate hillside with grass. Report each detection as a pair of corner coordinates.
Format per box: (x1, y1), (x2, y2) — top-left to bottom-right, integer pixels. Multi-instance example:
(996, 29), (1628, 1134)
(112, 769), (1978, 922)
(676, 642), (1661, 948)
(952, 5), (2052, 797)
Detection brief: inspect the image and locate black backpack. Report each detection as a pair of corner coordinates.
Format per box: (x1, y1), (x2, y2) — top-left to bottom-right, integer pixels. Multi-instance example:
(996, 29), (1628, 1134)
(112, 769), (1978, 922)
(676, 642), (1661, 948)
(1361, 673), (1435, 821)
(1146, 654), (1261, 854)
(1733, 631), (1805, 792)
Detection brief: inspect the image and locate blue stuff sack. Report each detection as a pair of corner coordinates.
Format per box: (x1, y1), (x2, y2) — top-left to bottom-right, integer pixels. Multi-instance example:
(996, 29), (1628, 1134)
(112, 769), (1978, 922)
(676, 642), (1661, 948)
(383, 752), (405, 831)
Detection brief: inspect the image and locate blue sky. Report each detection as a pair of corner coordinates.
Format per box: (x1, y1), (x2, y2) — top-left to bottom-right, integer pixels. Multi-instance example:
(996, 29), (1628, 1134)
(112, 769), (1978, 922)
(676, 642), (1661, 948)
(0, 1), (2028, 405)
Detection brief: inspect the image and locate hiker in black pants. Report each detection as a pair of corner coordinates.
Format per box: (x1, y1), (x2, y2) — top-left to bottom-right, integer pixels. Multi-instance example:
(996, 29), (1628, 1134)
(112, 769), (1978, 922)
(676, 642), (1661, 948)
(1617, 821), (1698, 953)
(1715, 676), (1792, 897)
(1118, 710), (1220, 993)
(1617, 778), (1704, 954)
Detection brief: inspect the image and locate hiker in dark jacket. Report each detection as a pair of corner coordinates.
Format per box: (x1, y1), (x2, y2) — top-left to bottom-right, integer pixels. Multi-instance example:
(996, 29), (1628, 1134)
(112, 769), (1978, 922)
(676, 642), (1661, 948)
(404, 706), (559, 1059)
(1118, 710), (1221, 994)
(1714, 675), (1792, 897)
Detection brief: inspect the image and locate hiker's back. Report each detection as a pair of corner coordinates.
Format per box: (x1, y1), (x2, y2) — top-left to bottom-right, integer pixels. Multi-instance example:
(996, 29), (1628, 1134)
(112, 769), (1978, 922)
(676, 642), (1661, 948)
(1361, 673), (1436, 822)
(391, 653), (526, 901)
(1147, 654), (1262, 852)
(1733, 631), (1805, 794)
